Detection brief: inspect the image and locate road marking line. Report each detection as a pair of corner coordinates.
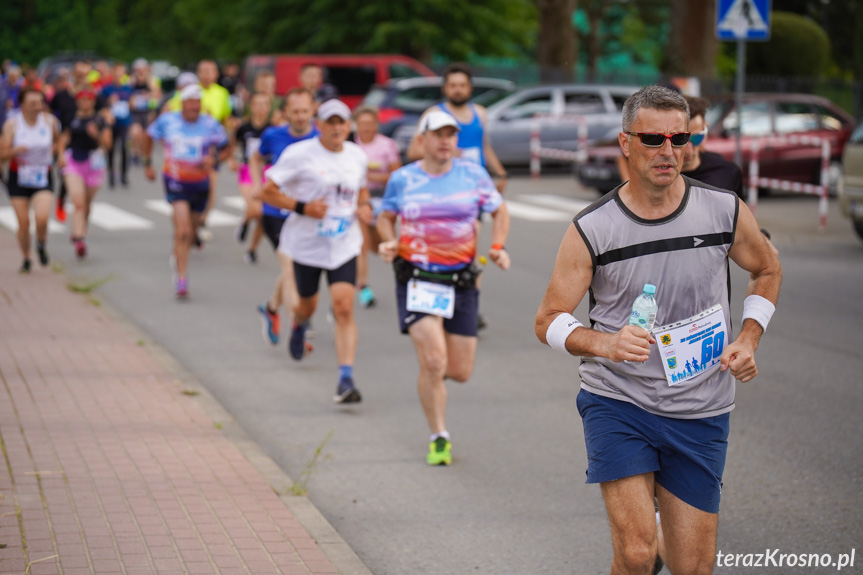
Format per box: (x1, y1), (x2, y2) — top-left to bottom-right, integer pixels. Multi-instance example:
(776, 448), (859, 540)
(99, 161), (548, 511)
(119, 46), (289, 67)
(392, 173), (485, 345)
(222, 196), (246, 211)
(87, 202), (154, 230)
(144, 200), (241, 226)
(0, 207), (66, 234)
(504, 200), (572, 222)
(519, 194), (592, 215)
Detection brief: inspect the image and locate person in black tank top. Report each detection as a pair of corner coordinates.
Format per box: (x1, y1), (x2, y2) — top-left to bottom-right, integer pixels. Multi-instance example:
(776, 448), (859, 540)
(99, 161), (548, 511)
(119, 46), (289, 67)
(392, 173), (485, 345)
(232, 92), (272, 263)
(62, 89), (113, 259)
(682, 96), (777, 254)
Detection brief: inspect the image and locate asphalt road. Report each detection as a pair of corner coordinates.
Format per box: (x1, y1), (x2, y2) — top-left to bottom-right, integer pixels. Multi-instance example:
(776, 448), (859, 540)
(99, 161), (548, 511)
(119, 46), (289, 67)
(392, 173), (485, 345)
(3, 164), (861, 574)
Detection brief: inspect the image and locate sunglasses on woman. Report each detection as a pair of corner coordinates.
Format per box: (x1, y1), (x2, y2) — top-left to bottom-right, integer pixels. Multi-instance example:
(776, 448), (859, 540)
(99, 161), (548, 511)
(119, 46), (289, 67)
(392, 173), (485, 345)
(627, 132), (691, 147)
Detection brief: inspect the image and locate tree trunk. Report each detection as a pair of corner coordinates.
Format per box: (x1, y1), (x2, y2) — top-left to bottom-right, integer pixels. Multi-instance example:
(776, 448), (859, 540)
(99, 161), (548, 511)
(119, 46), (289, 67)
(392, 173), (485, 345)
(537, 0), (577, 83)
(666, 0), (717, 78)
(585, 1), (609, 83)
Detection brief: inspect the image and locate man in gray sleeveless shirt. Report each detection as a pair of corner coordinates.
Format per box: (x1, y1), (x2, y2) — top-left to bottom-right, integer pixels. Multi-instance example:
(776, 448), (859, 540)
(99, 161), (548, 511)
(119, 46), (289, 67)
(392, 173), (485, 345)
(535, 85), (781, 575)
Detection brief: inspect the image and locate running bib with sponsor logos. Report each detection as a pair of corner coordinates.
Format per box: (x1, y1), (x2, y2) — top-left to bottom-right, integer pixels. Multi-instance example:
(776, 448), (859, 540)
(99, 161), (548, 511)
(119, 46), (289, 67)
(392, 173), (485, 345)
(407, 279), (455, 319)
(316, 215), (351, 238)
(653, 304), (726, 386)
(17, 165), (49, 188)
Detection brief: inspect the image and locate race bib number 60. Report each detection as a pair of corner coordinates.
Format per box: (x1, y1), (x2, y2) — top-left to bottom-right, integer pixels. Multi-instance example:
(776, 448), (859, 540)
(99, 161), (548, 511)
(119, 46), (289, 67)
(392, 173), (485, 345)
(653, 304), (727, 386)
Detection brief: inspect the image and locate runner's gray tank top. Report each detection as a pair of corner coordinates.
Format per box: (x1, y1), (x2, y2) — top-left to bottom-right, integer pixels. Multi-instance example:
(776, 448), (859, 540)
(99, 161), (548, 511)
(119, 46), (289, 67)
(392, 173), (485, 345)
(573, 176), (739, 419)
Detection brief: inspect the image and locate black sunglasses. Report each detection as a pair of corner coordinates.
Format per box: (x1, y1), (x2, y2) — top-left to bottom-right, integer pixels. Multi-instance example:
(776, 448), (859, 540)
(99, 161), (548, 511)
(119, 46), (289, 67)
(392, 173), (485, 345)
(627, 132), (691, 147)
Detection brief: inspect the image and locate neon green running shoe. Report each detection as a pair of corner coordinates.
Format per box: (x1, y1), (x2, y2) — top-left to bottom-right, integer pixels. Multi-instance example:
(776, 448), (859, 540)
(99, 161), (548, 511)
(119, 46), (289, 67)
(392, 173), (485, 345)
(427, 436), (452, 466)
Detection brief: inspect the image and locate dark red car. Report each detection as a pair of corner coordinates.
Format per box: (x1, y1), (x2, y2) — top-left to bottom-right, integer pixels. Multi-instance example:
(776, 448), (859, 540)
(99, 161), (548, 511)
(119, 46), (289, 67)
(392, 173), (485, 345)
(576, 93), (855, 195)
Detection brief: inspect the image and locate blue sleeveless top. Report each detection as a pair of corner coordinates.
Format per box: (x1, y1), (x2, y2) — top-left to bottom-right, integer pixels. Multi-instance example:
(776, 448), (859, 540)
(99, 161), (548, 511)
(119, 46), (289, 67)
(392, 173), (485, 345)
(437, 102), (485, 167)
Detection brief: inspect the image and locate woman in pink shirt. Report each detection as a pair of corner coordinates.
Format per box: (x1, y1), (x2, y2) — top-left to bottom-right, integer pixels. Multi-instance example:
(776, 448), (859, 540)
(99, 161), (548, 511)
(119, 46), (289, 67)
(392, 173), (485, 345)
(353, 106), (401, 308)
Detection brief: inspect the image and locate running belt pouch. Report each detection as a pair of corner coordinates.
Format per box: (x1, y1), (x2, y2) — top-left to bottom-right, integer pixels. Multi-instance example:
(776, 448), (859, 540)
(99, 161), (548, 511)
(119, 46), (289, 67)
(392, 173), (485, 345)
(392, 258), (480, 289)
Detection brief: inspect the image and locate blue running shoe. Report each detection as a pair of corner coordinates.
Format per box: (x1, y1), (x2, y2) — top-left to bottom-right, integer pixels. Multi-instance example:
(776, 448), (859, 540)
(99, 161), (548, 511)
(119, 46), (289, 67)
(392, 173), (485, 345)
(289, 321), (311, 360)
(257, 304), (280, 345)
(358, 285), (376, 308)
(333, 376), (362, 404)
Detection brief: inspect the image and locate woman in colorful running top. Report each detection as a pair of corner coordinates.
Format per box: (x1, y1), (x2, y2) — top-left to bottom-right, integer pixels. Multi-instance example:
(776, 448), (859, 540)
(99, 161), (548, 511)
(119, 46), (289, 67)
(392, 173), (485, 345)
(232, 92), (272, 263)
(61, 89), (113, 259)
(352, 105), (401, 309)
(0, 88), (63, 272)
(144, 84), (229, 299)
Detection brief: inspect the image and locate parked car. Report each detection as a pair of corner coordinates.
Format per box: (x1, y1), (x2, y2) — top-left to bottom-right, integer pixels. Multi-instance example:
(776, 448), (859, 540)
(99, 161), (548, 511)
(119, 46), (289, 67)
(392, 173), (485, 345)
(361, 76), (516, 154)
(37, 52), (109, 83)
(242, 54), (435, 109)
(838, 122), (863, 241)
(484, 84), (639, 166)
(576, 92), (856, 195)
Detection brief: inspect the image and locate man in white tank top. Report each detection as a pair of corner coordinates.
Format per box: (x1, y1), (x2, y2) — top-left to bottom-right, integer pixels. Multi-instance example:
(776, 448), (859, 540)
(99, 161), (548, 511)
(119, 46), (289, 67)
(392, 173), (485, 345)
(535, 85), (782, 575)
(0, 88), (63, 272)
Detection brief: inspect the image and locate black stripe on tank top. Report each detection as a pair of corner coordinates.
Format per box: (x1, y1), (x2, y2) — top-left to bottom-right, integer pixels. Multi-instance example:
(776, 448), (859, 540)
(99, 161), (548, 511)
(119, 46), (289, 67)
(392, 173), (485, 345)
(595, 232), (733, 267)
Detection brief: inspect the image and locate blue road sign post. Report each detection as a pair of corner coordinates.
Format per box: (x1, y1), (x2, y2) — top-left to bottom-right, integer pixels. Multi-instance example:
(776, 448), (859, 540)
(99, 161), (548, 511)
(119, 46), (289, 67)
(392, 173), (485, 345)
(716, 0), (772, 169)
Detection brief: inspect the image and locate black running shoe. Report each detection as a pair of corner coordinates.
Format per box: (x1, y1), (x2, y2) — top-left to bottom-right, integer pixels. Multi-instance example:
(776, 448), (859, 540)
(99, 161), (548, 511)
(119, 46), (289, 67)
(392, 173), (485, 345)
(37, 242), (49, 266)
(333, 376), (362, 404)
(20, 259), (31, 274)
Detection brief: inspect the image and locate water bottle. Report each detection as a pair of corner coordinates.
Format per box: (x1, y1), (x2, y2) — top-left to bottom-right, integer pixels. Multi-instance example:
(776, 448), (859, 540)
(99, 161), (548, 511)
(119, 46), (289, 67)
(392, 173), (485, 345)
(625, 284), (657, 364)
(629, 283), (658, 331)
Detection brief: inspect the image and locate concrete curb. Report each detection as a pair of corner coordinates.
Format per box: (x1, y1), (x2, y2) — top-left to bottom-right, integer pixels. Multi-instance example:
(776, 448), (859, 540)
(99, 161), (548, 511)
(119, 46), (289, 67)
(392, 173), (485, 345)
(94, 290), (373, 575)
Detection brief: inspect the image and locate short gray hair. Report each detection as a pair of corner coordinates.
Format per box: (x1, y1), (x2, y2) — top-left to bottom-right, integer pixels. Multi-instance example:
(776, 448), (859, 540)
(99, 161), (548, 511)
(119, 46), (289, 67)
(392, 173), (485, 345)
(621, 85), (690, 132)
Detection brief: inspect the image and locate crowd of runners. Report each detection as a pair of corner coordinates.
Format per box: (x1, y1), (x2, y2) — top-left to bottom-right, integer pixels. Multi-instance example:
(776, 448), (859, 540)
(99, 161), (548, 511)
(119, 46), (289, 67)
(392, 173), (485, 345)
(3, 55), (784, 574)
(1, 58), (512, 467)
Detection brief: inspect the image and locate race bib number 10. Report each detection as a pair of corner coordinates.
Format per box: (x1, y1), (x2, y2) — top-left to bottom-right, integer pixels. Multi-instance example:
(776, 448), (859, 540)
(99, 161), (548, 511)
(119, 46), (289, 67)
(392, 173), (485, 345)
(653, 304), (726, 387)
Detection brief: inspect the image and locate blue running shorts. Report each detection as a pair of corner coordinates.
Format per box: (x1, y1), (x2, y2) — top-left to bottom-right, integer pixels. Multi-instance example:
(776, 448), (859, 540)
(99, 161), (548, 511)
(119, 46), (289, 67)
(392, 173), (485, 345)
(576, 388), (730, 514)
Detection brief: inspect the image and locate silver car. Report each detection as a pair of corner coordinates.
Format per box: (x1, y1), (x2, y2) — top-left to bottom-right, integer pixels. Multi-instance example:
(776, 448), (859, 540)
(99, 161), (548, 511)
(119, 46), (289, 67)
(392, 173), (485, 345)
(838, 122), (863, 242)
(486, 84), (639, 165)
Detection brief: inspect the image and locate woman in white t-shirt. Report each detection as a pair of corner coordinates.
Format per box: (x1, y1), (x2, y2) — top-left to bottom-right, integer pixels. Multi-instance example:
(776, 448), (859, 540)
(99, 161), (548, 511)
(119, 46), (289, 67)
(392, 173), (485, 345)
(352, 105), (401, 309)
(260, 99), (373, 405)
(0, 88), (63, 273)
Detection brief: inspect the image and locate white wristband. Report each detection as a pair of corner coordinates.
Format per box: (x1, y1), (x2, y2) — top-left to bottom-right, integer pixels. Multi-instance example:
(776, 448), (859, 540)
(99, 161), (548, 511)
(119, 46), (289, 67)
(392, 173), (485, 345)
(546, 313), (583, 354)
(742, 295), (775, 332)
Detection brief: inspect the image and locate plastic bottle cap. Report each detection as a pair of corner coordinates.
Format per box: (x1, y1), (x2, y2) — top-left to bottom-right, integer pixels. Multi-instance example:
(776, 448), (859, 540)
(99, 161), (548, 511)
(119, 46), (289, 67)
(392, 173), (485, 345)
(643, 283), (656, 294)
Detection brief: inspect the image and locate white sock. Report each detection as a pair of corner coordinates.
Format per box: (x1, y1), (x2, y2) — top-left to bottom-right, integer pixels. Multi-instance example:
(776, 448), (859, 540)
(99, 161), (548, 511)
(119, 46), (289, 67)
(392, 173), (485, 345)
(431, 431), (451, 442)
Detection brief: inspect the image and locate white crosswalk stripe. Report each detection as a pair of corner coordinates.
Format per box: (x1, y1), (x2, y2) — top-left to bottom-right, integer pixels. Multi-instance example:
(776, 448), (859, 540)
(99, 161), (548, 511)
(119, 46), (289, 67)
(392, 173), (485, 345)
(518, 194), (591, 215)
(1, 193), (592, 235)
(144, 200), (241, 226)
(87, 202), (154, 230)
(503, 200), (573, 222)
(0, 207), (66, 234)
(222, 196), (246, 211)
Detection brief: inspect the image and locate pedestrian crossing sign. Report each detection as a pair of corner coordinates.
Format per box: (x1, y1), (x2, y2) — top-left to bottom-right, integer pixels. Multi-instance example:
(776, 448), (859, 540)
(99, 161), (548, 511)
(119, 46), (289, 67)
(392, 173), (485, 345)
(716, 0), (771, 41)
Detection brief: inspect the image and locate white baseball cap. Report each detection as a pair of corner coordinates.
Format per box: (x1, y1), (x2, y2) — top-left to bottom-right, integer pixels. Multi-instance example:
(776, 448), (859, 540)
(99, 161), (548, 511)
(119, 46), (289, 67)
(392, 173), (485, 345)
(317, 99), (352, 121)
(176, 72), (199, 89)
(132, 58), (148, 70)
(420, 110), (460, 134)
(180, 84), (203, 101)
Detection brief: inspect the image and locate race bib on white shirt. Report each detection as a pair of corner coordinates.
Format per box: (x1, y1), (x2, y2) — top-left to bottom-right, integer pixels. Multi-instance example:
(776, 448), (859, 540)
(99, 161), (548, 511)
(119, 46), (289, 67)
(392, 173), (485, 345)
(18, 165), (49, 188)
(460, 146), (482, 164)
(653, 305), (727, 386)
(317, 215), (351, 238)
(407, 279), (455, 319)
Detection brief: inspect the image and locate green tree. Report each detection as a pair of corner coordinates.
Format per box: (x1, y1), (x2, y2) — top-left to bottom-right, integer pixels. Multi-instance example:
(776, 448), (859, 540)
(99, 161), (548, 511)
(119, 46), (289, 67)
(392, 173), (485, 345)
(746, 11), (830, 76)
(232, 0), (535, 64)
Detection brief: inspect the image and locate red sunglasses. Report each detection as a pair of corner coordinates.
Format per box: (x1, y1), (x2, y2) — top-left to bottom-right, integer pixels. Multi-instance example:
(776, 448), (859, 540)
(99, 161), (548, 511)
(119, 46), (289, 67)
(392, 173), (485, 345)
(627, 132), (691, 147)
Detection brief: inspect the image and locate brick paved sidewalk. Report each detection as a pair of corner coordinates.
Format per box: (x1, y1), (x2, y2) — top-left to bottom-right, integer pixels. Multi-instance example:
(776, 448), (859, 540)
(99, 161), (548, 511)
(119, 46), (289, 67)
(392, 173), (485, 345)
(0, 242), (367, 575)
